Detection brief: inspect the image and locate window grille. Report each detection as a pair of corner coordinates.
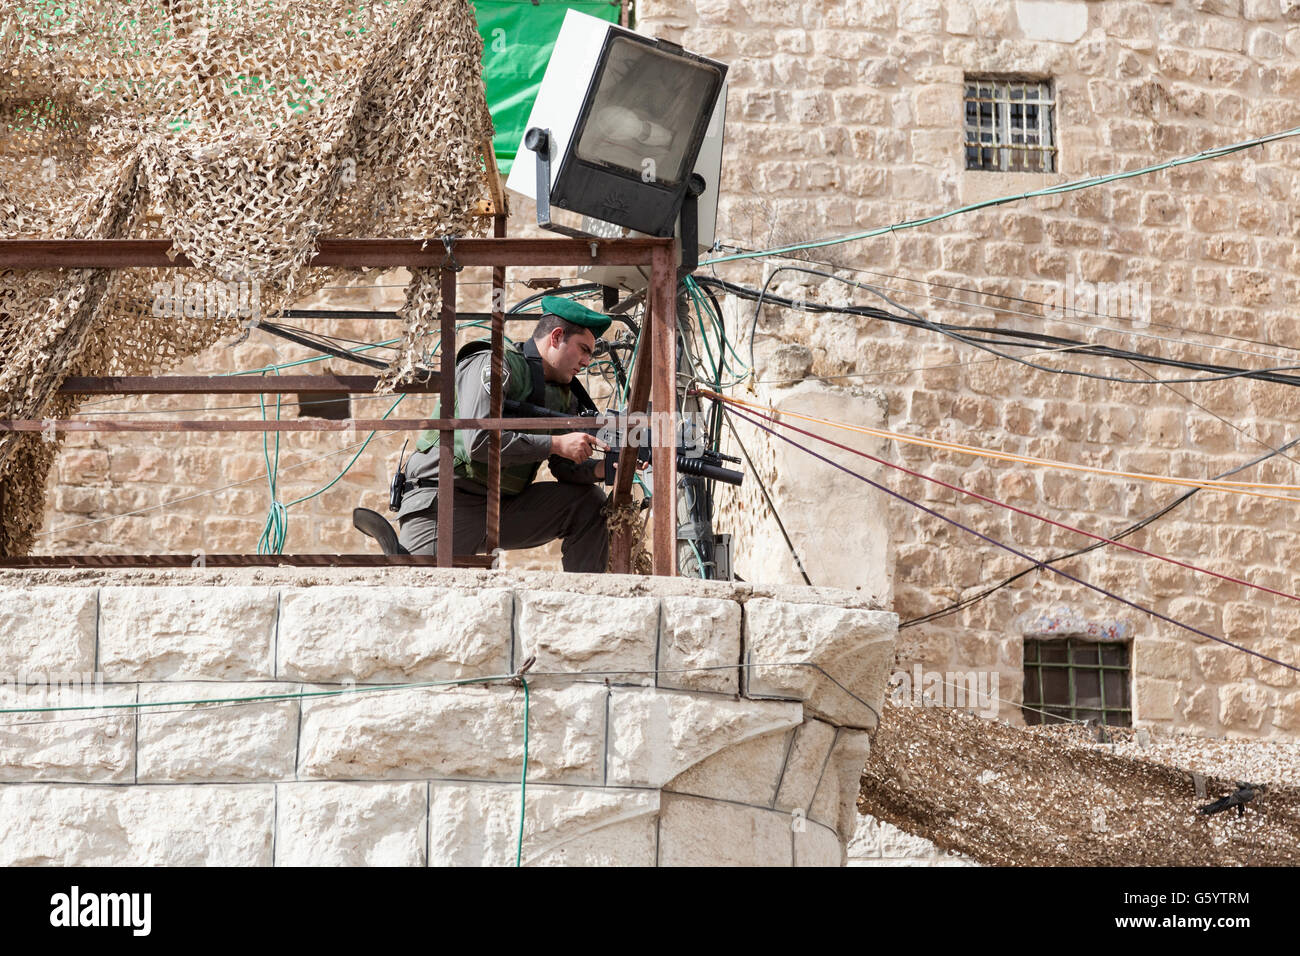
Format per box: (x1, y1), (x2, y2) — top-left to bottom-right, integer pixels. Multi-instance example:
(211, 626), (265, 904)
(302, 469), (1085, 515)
(964, 77), (1057, 173)
(1023, 638), (1130, 726)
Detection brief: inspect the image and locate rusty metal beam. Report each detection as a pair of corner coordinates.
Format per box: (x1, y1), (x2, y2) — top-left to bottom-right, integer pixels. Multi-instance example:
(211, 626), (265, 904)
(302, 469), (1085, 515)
(437, 268), (457, 568)
(485, 214), (507, 557)
(58, 376), (438, 394)
(0, 554), (495, 569)
(0, 237), (671, 270)
(0, 416), (621, 432)
(608, 306), (656, 575)
(649, 241), (680, 577)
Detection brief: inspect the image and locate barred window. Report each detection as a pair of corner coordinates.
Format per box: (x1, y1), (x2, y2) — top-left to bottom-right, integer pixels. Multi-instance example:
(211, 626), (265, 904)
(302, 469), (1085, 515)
(1023, 638), (1131, 726)
(965, 77), (1057, 173)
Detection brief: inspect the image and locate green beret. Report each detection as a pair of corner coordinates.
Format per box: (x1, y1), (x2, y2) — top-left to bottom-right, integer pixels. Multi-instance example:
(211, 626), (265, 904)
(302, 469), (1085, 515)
(541, 296), (611, 337)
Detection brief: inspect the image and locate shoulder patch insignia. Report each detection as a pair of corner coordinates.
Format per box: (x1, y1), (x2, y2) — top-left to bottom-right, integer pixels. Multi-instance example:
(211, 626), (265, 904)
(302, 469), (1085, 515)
(481, 357), (510, 394)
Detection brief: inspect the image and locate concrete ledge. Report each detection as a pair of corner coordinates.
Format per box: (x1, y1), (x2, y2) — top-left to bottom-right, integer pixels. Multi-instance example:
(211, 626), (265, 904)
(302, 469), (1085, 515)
(278, 586), (513, 682)
(137, 682), (299, 783)
(0, 587), (97, 674)
(0, 569), (895, 866)
(276, 781), (427, 866)
(98, 586), (277, 680)
(0, 784), (275, 866)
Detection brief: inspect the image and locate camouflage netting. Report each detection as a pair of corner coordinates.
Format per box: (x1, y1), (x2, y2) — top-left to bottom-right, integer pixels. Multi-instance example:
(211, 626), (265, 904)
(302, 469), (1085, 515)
(0, 0), (494, 554)
(859, 703), (1300, 865)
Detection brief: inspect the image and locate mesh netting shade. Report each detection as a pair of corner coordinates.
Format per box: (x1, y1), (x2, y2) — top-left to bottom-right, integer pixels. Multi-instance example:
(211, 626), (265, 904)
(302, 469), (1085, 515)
(859, 703), (1300, 866)
(0, 0), (494, 554)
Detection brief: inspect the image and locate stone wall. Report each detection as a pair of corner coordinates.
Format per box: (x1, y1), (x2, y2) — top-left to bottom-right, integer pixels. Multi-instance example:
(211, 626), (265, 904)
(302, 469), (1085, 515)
(633, 0), (1300, 738)
(0, 568), (894, 866)
(28, 0), (1300, 740)
(847, 817), (980, 866)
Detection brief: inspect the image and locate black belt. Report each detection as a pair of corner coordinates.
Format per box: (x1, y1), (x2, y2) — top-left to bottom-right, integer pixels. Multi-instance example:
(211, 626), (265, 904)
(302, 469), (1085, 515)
(403, 478), (438, 493)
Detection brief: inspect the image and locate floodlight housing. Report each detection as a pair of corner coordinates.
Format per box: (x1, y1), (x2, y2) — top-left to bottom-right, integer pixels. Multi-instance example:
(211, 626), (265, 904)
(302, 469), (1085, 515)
(506, 10), (728, 239)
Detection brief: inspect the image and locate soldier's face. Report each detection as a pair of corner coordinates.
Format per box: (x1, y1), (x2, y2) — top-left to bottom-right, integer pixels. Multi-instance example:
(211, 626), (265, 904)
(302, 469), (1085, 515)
(549, 328), (596, 383)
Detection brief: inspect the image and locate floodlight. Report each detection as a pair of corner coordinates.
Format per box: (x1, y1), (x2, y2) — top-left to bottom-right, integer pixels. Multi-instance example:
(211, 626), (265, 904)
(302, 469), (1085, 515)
(506, 10), (728, 246)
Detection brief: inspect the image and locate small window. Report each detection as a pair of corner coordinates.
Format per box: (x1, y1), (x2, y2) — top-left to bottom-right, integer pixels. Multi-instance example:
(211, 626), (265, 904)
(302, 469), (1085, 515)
(965, 77), (1057, 173)
(1023, 638), (1130, 726)
(296, 392), (351, 420)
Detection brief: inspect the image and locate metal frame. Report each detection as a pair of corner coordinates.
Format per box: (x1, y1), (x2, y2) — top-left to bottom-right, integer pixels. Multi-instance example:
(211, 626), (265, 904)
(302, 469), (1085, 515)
(964, 77), (1056, 174)
(0, 234), (680, 575)
(1022, 637), (1132, 726)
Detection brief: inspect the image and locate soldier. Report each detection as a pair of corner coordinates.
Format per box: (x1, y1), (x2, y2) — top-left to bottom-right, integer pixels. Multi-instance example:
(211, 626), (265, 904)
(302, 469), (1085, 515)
(394, 297), (617, 572)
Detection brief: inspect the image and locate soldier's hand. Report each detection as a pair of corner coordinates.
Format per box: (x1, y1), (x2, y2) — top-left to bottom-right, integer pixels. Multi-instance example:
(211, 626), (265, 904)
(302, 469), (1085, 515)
(551, 432), (606, 464)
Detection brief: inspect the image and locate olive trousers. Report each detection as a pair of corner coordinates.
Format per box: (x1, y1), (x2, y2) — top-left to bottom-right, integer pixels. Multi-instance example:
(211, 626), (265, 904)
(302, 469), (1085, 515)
(397, 479), (610, 573)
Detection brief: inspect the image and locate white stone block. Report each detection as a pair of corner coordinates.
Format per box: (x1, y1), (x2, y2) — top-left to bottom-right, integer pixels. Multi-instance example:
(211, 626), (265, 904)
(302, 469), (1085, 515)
(607, 687), (802, 787)
(1015, 0), (1089, 42)
(515, 591), (658, 683)
(666, 727), (792, 806)
(848, 814), (884, 859)
(428, 782), (658, 866)
(658, 596), (741, 694)
(658, 793), (792, 866)
(774, 718), (837, 812)
(878, 819), (942, 858)
(298, 683), (607, 784)
(794, 820), (844, 866)
(0, 587), (97, 675)
(0, 681), (135, 782)
(0, 784), (274, 866)
(809, 729), (871, 839)
(744, 599), (894, 728)
(276, 782), (426, 866)
(136, 682), (299, 783)
(277, 586), (513, 682)
(98, 586), (276, 680)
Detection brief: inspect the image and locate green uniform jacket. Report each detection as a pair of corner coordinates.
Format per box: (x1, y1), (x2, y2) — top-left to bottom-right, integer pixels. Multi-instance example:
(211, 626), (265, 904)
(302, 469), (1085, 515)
(395, 340), (599, 520)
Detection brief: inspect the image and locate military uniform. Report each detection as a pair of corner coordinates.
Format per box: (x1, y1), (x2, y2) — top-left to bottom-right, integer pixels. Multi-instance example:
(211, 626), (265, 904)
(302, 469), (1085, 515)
(396, 300), (611, 572)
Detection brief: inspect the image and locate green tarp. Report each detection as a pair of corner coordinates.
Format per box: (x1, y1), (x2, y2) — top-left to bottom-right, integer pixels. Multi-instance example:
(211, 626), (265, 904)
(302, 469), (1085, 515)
(473, 0), (620, 174)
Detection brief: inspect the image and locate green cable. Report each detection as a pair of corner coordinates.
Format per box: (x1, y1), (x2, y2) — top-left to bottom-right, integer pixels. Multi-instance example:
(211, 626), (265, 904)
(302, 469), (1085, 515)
(284, 394), (406, 508)
(0, 673), (514, 714)
(703, 125), (1300, 265)
(516, 676), (529, 868)
(241, 321), (511, 549)
(257, 373), (288, 555)
(0, 665), (535, 868)
(686, 537), (708, 579)
(225, 338), (399, 377)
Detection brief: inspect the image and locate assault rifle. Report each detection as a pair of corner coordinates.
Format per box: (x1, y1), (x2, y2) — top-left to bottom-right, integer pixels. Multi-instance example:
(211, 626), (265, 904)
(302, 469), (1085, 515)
(503, 399), (745, 487)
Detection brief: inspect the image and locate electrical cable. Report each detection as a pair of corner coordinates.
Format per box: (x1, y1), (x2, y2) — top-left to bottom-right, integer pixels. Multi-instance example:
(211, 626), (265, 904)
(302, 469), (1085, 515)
(702, 124), (1300, 265)
(696, 270), (1300, 389)
(723, 403), (1300, 676)
(0, 660), (880, 727)
(708, 391), (1300, 501)
(517, 677), (529, 869)
(718, 408), (813, 586)
(713, 393), (1300, 608)
(35, 431), (407, 539)
(254, 320), (391, 370)
(723, 247), (1300, 368)
(903, 434), (1300, 629)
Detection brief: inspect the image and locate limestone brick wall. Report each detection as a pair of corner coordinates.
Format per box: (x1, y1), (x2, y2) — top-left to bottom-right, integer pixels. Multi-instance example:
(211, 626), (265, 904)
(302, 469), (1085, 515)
(35, 280), (424, 558)
(847, 817), (980, 866)
(632, 0), (1300, 739)
(28, 0), (1300, 739)
(0, 568), (894, 866)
